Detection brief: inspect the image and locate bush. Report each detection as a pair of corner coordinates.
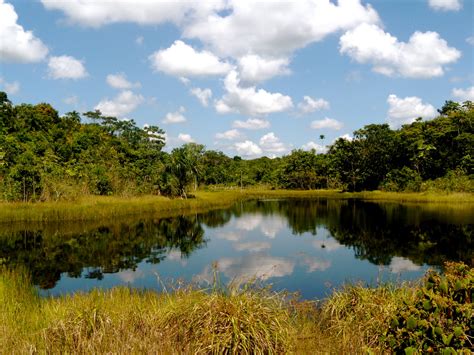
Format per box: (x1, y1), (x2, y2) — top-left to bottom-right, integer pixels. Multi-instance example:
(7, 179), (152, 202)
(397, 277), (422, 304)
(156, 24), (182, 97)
(380, 167), (422, 192)
(384, 262), (473, 353)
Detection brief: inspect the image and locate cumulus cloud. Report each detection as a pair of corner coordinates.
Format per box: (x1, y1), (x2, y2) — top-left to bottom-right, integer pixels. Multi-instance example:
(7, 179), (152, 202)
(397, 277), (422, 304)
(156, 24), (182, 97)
(177, 133), (194, 143)
(215, 129), (242, 141)
(259, 132), (287, 154)
(298, 253), (331, 273)
(259, 216), (286, 238)
(190, 87), (212, 106)
(234, 140), (263, 157)
(452, 86), (474, 101)
(302, 141), (327, 154)
(195, 253), (295, 284)
(311, 117), (343, 130)
(235, 214), (263, 231)
(63, 95), (79, 105)
(298, 96), (330, 114)
(0, 77), (20, 95)
(149, 40), (232, 78)
(0, 0), (48, 63)
(238, 55), (290, 83)
(185, 0), (380, 58)
(95, 90), (144, 118)
(387, 94), (436, 128)
(48, 55), (88, 80)
(215, 71), (293, 116)
(163, 106), (187, 124)
(232, 118), (270, 130)
(428, 0), (462, 11)
(389, 257), (421, 274)
(40, 0), (225, 27)
(340, 23), (461, 78)
(106, 73), (141, 89)
(233, 241), (271, 253)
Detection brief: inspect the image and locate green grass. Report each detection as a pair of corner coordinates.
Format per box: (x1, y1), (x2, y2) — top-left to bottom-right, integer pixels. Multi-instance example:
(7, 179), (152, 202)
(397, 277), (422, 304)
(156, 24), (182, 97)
(1, 188), (472, 223)
(2, 264), (472, 353)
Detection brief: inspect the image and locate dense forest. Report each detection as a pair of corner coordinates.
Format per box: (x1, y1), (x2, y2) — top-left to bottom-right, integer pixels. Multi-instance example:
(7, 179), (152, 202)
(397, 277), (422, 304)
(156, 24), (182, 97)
(0, 91), (472, 201)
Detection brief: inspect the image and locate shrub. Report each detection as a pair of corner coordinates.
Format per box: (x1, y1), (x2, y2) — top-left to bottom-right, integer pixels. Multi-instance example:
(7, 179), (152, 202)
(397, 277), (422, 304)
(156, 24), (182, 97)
(384, 262), (473, 353)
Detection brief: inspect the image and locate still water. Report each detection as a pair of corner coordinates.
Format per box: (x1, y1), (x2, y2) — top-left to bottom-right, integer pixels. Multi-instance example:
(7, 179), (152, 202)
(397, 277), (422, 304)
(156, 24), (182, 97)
(1, 199), (472, 299)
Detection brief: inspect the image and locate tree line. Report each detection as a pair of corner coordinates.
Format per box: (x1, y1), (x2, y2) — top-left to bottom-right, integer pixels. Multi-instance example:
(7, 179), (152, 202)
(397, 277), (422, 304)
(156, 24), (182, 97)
(0, 91), (472, 201)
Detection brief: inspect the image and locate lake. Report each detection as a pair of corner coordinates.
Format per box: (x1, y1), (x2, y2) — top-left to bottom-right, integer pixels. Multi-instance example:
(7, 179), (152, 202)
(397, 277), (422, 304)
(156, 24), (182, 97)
(1, 198), (472, 299)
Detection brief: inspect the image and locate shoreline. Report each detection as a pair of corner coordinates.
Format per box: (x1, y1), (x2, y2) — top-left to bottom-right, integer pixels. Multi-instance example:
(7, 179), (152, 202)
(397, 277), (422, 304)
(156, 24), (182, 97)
(1, 189), (473, 223)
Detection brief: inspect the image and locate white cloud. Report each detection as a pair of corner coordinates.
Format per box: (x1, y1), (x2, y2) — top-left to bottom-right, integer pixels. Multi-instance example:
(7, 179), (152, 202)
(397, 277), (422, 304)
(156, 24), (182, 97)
(302, 141), (327, 154)
(238, 55), (290, 83)
(106, 73), (141, 89)
(149, 40), (232, 78)
(215, 129), (242, 141)
(215, 71), (293, 116)
(467, 36), (474, 46)
(311, 117), (343, 130)
(185, 0), (380, 58)
(117, 269), (144, 283)
(235, 214), (263, 231)
(40, 0), (225, 27)
(298, 253), (331, 273)
(216, 231), (244, 242)
(428, 0), (462, 11)
(259, 216), (286, 238)
(200, 253), (295, 283)
(163, 106), (187, 124)
(337, 133), (353, 141)
(0, 77), (20, 95)
(298, 96), (330, 114)
(48, 55), (88, 80)
(340, 23), (461, 78)
(135, 36), (144, 45)
(389, 257), (421, 274)
(259, 132), (287, 153)
(232, 118), (270, 130)
(387, 94), (436, 128)
(452, 86), (474, 101)
(233, 241), (271, 253)
(0, 0), (48, 63)
(95, 90), (144, 118)
(177, 133), (194, 143)
(63, 95), (79, 105)
(234, 140), (263, 157)
(190, 87), (212, 106)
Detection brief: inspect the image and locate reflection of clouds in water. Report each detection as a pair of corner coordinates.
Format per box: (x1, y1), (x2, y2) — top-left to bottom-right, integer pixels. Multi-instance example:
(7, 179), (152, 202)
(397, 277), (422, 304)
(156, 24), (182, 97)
(260, 215), (286, 238)
(233, 241), (271, 252)
(117, 269), (144, 283)
(194, 253), (295, 284)
(234, 213), (286, 239)
(312, 238), (343, 252)
(297, 252), (331, 272)
(389, 257), (421, 273)
(167, 249), (188, 266)
(216, 231), (244, 242)
(234, 214), (263, 231)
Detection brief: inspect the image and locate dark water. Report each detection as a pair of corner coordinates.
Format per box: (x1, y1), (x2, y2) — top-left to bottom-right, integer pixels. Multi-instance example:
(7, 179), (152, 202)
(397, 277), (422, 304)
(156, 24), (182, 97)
(1, 199), (472, 299)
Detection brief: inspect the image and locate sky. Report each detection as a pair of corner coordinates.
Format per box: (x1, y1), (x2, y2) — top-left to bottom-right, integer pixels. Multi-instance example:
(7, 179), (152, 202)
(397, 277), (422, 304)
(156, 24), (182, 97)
(1, 0), (473, 158)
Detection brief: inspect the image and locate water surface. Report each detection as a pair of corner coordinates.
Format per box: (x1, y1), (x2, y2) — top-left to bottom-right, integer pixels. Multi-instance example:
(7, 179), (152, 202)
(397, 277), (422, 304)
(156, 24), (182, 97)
(1, 198), (472, 299)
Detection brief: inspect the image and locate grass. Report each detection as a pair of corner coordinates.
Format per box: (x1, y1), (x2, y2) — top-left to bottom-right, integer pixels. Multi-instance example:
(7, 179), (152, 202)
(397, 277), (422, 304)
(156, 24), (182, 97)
(0, 188), (472, 223)
(2, 264), (472, 353)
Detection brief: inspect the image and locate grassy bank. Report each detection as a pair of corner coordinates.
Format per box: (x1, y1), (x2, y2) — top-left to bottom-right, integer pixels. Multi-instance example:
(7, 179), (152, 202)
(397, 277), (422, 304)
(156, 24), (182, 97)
(1, 189), (473, 223)
(1, 263), (472, 353)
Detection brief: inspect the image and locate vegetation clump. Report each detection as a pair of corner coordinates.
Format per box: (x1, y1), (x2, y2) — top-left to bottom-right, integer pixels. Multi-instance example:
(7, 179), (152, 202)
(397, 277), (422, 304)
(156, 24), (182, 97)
(1, 263), (473, 353)
(384, 262), (473, 353)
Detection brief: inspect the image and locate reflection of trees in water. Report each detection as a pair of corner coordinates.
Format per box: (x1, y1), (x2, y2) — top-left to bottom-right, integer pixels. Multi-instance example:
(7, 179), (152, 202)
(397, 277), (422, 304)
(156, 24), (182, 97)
(0, 216), (206, 289)
(225, 199), (473, 267)
(1, 199), (472, 289)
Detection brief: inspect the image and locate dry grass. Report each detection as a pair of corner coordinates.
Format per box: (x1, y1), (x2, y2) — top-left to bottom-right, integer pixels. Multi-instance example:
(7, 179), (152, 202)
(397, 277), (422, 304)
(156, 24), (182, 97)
(0, 189), (472, 223)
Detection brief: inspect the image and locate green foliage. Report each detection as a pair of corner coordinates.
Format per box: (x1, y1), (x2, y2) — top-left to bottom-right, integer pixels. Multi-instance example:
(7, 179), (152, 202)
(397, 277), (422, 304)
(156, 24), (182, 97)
(384, 262), (473, 353)
(381, 167), (422, 192)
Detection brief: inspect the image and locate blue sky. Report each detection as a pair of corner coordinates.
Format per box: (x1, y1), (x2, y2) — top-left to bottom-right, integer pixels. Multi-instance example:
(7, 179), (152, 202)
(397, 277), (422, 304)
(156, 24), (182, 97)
(1, 0), (473, 157)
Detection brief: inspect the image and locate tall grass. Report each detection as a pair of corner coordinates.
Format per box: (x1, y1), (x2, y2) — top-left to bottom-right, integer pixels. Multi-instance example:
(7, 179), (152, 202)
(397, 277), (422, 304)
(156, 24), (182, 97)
(2, 264), (473, 353)
(1, 189), (472, 223)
